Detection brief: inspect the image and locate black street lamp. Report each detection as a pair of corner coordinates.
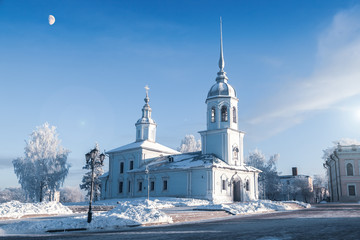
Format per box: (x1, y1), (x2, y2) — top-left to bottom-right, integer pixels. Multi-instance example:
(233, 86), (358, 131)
(85, 147), (105, 223)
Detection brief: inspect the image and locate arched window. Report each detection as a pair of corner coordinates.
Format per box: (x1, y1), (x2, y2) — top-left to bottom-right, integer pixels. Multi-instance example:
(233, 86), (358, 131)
(221, 175), (228, 191)
(211, 107), (216, 123)
(233, 147), (239, 160)
(233, 107), (237, 123)
(347, 163), (354, 176)
(246, 180), (250, 191)
(222, 180), (226, 190)
(221, 106), (228, 122)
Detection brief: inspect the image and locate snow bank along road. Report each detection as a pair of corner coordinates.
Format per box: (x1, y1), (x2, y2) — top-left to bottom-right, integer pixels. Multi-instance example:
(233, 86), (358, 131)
(2, 203), (360, 240)
(0, 198), (307, 235)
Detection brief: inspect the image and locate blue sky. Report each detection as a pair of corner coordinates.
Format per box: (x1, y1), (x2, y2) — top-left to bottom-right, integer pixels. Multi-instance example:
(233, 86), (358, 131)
(1, 0), (360, 189)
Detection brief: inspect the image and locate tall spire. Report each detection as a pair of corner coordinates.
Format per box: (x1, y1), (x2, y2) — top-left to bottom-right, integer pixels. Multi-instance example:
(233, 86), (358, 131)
(136, 85), (157, 142)
(216, 17), (228, 83)
(219, 17), (225, 71)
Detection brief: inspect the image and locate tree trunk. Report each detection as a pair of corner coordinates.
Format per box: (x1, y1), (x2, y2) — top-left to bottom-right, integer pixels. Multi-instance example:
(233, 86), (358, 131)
(39, 182), (43, 202)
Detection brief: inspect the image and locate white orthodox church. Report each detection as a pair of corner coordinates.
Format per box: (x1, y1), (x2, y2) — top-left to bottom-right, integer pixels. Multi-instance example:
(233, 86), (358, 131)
(100, 22), (260, 203)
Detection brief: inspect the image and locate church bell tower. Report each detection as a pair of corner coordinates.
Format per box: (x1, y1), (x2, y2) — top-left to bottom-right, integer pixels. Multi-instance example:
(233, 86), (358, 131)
(135, 86), (157, 142)
(199, 18), (244, 166)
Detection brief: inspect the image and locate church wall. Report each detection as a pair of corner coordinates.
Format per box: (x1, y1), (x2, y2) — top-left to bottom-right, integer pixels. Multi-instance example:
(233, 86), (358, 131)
(212, 168), (258, 203)
(190, 169), (212, 199)
(104, 147), (180, 200)
(201, 129), (244, 166)
(127, 169), (210, 199)
(108, 149), (140, 199)
(104, 159), (259, 202)
(201, 131), (226, 162)
(227, 129), (243, 166)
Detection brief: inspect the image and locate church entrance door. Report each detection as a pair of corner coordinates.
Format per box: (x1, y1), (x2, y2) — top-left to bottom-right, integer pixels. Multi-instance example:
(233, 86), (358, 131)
(233, 180), (241, 202)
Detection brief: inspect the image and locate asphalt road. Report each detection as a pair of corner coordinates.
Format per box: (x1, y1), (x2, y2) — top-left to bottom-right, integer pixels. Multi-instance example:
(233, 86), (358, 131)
(3, 203), (360, 240)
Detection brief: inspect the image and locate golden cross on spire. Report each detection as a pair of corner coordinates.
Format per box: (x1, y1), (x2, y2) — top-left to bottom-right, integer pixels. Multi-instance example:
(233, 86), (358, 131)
(145, 85), (150, 97)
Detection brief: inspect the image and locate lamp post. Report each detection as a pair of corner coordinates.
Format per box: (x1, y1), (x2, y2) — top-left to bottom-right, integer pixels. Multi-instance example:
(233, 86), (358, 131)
(145, 165), (149, 203)
(85, 147), (105, 223)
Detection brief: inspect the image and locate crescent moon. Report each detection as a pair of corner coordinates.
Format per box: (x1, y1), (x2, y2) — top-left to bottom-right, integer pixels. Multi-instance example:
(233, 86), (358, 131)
(48, 15), (55, 25)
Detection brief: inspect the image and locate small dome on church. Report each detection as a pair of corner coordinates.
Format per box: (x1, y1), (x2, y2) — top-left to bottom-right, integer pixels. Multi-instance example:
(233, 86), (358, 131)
(207, 81), (236, 98)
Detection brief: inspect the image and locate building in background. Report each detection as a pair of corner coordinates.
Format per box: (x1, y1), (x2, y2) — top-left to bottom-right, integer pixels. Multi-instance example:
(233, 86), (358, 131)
(325, 144), (360, 202)
(100, 21), (260, 203)
(279, 167), (313, 203)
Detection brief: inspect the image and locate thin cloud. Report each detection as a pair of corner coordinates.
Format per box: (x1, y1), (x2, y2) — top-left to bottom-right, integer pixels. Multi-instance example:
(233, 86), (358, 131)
(247, 6), (360, 138)
(258, 56), (283, 68)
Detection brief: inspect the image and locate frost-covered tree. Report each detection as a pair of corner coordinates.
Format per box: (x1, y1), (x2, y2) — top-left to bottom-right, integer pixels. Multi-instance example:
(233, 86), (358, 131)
(246, 149), (281, 200)
(296, 178), (313, 203)
(286, 180), (300, 200)
(60, 186), (85, 203)
(12, 122), (70, 202)
(178, 135), (201, 153)
(283, 178), (313, 202)
(80, 144), (104, 202)
(0, 187), (26, 203)
(313, 175), (328, 202)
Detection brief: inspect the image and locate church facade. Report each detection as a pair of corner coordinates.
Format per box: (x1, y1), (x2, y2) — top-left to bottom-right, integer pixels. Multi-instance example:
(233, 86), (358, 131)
(100, 22), (260, 203)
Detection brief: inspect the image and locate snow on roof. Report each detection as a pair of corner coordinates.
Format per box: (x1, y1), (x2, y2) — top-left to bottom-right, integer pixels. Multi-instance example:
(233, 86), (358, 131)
(99, 171), (109, 179)
(106, 140), (180, 154)
(129, 152), (261, 173)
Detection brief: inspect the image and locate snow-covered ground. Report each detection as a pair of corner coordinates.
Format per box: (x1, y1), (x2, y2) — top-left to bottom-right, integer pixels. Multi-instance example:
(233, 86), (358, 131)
(196, 200), (310, 215)
(0, 198), (310, 236)
(0, 201), (73, 219)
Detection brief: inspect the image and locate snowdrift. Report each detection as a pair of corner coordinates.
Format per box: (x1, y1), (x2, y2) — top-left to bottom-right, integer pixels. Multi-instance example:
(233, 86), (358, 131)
(0, 201), (72, 219)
